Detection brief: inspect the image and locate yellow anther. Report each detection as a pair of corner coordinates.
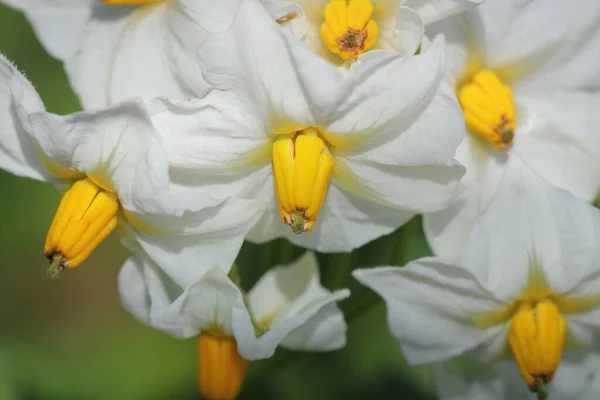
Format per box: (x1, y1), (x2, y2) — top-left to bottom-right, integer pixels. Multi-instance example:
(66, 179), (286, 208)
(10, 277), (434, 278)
(272, 128), (334, 234)
(198, 334), (248, 400)
(508, 300), (566, 393)
(101, 0), (162, 5)
(458, 69), (516, 151)
(320, 0), (379, 60)
(44, 178), (119, 278)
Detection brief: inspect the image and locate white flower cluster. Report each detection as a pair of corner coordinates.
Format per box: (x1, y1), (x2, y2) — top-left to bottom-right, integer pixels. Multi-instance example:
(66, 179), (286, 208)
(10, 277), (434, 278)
(1, 0), (599, 398)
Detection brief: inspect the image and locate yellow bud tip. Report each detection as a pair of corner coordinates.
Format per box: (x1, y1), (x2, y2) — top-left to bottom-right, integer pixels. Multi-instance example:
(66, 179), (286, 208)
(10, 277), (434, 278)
(44, 178), (119, 272)
(458, 69), (516, 151)
(272, 129), (334, 234)
(198, 334), (248, 400)
(320, 0), (379, 60)
(508, 300), (566, 394)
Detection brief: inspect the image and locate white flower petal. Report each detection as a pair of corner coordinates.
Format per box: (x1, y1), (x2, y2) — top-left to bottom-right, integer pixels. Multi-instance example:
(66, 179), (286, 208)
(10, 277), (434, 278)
(581, 354), (600, 400)
(66, 0), (239, 108)
(247, 252), (349, 351)
(424, 135), (508, 262)
(476, 0), (600, 87)
(260, 0), (306, 39)
(247, 251), (319, 322)
(0, 54), (51, 181)
(459, 156), (600, 301)
(130, 192), (263, 287)
(118, 255), (152, 324)
(197, 0), (342, 130)
(22, 0), (93, 60)
(160, 266), (241, 338)
(245, 192), (292, 245)
(118, 252), (183, 326)
(500, 1), (600, 89)
(27, 101), (177, 214)
(63, 6), (130, 109)
(514, 90), (600, 202)
(323, 37), (446, 150)
(232, 288), (348, 360)
(331, 80), (465, 213)
(378, 6), (423, 57)
(423, 10), (482, 86)
(353, 260), (503, 364)
(279, 300), (348, 351)
(150, 94), (270, 170)
(403, 0), (484, 25)
(66, 3), (201, 108)
(550, 353), (600, 400)
(121, 253), (242, 339)
(335, 157), (464, 212)
(344, 81), (464, 165)
(103, 4), (203, 103)
(568, 309), (600, 348)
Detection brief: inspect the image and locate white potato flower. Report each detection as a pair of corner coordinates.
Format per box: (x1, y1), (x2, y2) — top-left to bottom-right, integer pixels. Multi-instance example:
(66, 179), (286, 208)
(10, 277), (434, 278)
(0, 0), (241, 108)
(422, 0), (600, 260)
(119, 250), (349, 399)
(0, 54), (255, 284)
(261, 0), (485, 66)
(150, 0), (465, 252)
(434, 353), (600, 400)
(355, 157), (600, 398)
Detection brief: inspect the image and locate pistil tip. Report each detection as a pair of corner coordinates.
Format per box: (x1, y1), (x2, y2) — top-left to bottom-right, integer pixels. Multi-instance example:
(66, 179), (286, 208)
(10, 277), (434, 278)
(46, 253), (64, 280)
(290, 210), (306, 235)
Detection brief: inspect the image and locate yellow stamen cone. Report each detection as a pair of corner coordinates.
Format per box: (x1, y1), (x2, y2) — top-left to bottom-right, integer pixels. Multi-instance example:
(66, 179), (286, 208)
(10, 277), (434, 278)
(320, 0), (379, 60)
(458, 69), (516, 151)
(508, 300), (566, 393)
(44, 178), (119, 278)
(272, 128), (334, 234)
(198, 334), (248, 400)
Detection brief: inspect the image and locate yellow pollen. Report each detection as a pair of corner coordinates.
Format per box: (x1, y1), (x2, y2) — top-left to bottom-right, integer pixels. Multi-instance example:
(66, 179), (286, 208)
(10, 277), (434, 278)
(320, 0), (379, 60)
(101, 0), (162, 5)
(198, 334), (248, 400)
(272, 127), (334, 234)
(44, 178), (119, 278)
(508, 300), (566, 393)
(458, 69), (516, 151)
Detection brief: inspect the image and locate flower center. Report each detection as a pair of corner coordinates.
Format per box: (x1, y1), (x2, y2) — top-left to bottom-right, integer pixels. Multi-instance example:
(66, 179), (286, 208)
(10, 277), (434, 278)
(508, 299), (566, 393)
(44, 178), (119, 278)
(457, 69), (516, 151)
(101, 0), (162, 5)
(198, 334), (248, 400)
(320, 0), (379, 60)
(272, 127), (334, 234)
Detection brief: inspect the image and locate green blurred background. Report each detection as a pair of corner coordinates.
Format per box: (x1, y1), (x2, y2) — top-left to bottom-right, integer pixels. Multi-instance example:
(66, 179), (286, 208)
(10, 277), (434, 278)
(0, 4), (438, 399)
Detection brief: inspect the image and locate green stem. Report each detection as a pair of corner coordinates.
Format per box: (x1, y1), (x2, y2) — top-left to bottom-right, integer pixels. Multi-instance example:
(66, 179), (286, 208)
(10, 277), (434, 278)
(536, 378), (548, 400)
(46, 253), (64, 280)
(259, 241), (273, 276)
(277, 240), (295, 265)
(329, 252), (352, 291)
